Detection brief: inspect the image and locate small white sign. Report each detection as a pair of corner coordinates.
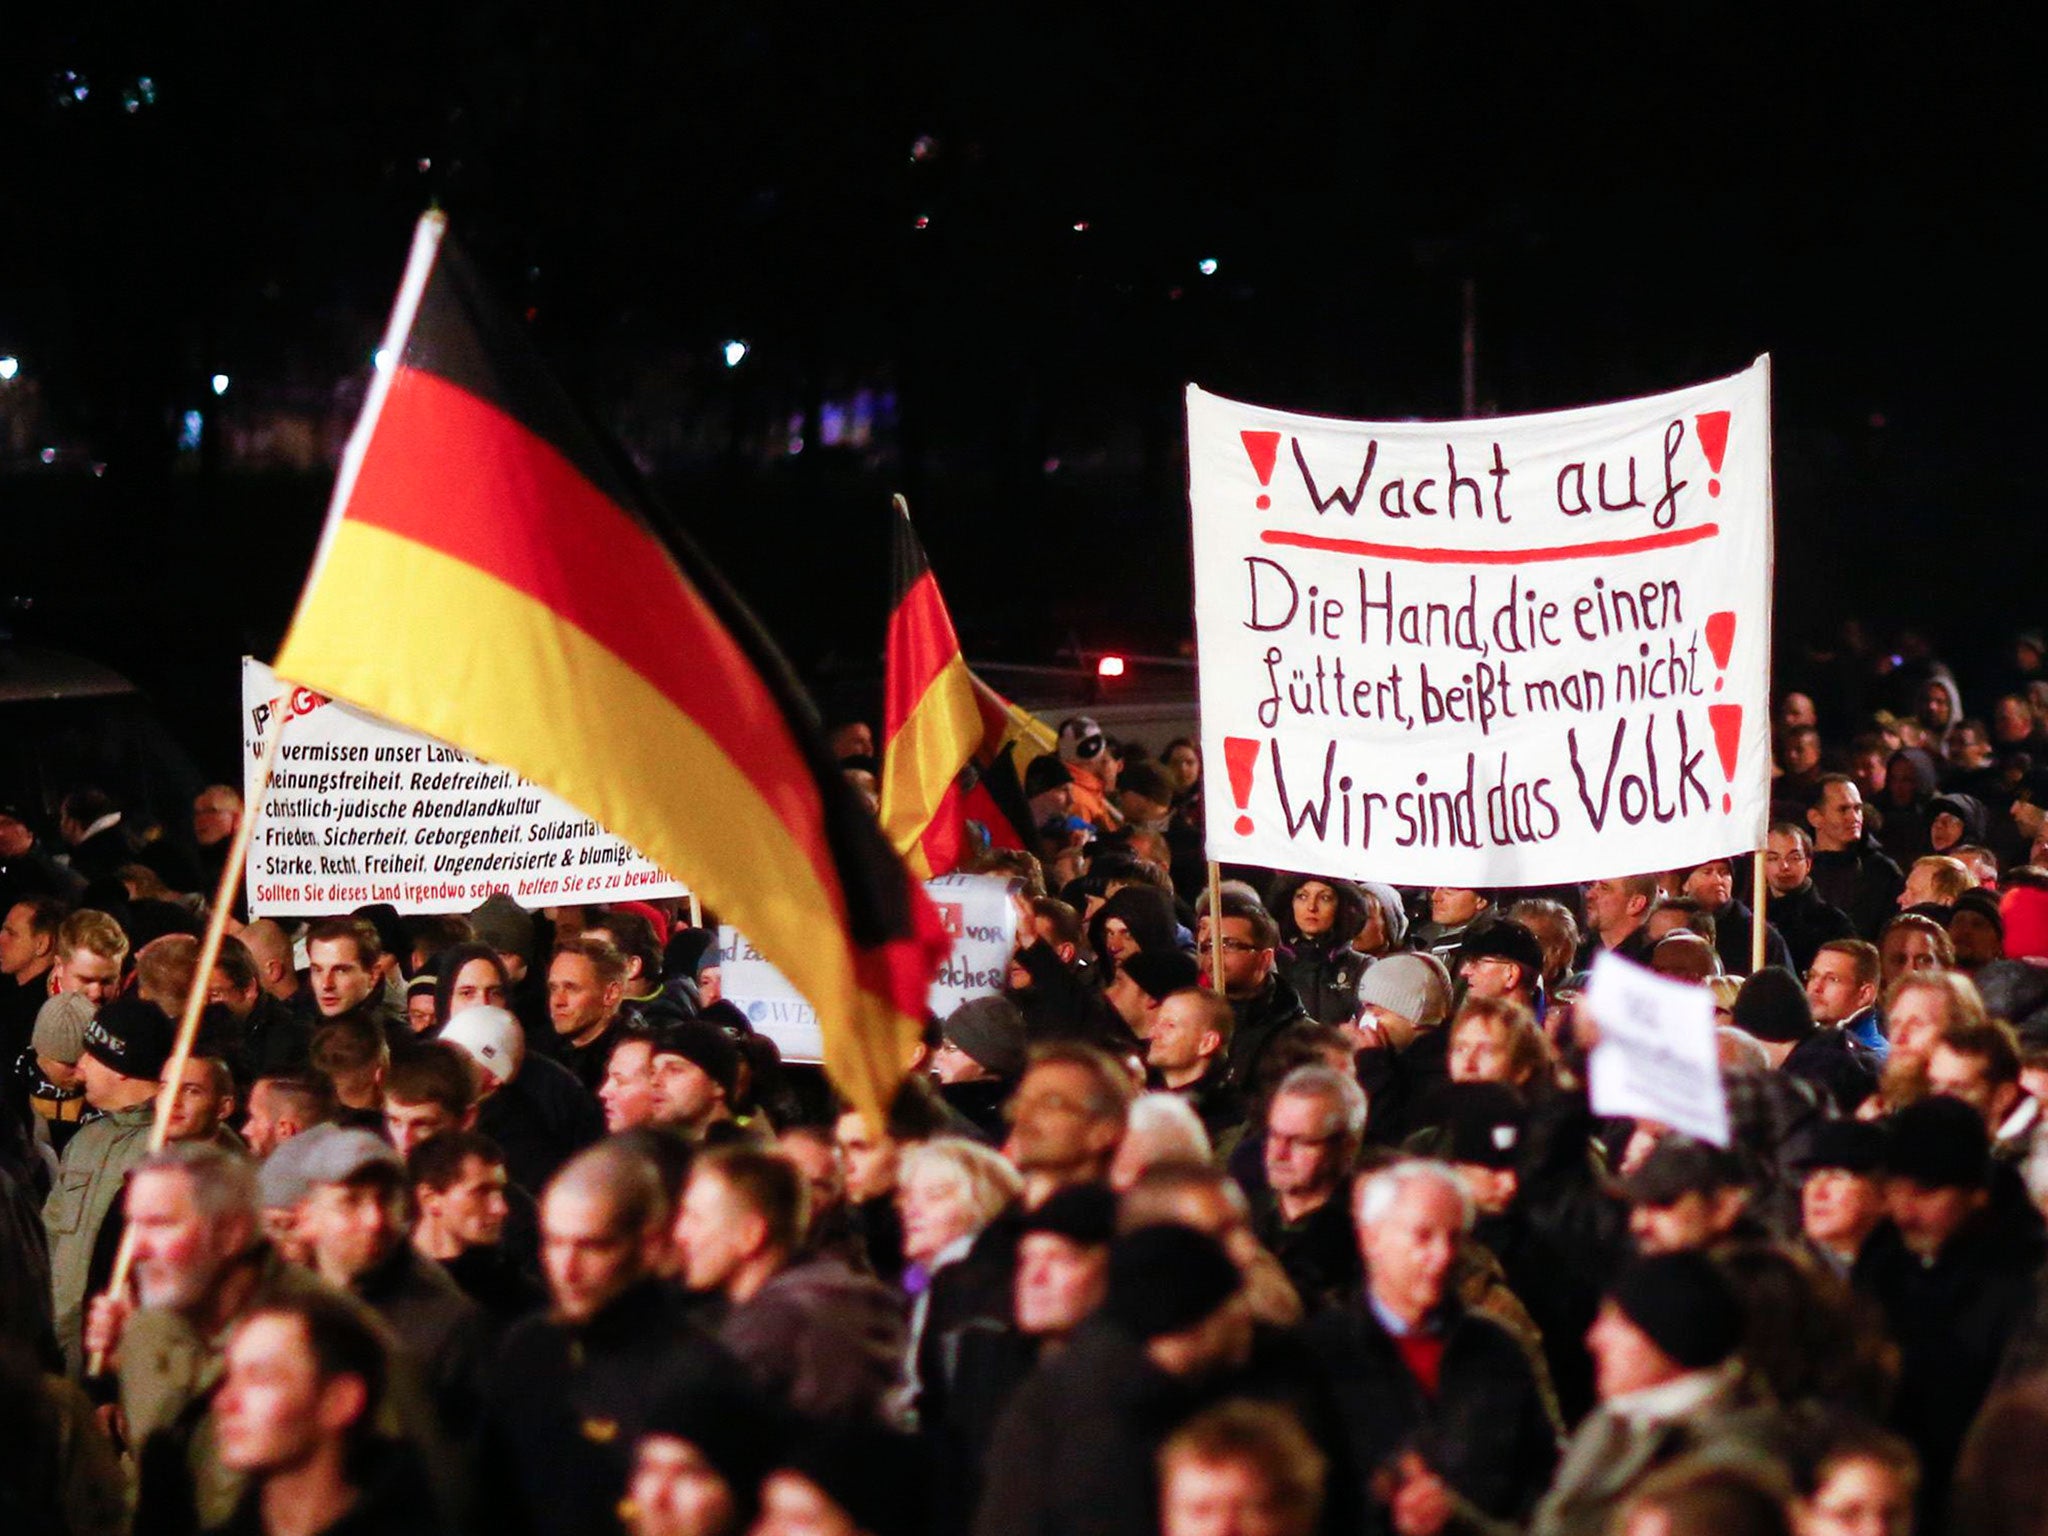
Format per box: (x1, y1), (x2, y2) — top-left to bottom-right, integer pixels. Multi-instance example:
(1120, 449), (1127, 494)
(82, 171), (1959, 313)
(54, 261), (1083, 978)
(719, 872), (1019, 1063)
(1585, 950), (1730, 1146)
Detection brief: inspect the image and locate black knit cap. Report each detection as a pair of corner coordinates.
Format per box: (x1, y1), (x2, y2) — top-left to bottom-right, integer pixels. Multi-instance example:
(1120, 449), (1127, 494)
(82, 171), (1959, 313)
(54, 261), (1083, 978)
(642, 1373), (779, 1520)
(1790, 1119), (1888, 1175)
(1882, 1095), (1991, 1189)
(1732, 966), (1813, 1044)
(650, 1019), (741, 1098)
(1103, 1224), (1241, 1339)
(81, 996), (174, 1081)
(1620, 1135), (1745, 1207)
(1952, 888), (2005, 935)
(1021, 1182), (1118, 1246)
(772, 1425), (922, 1536)
(1607, 1252), (1744, 1370)
(1118, 949), (1201, 1004)
(1440, 1082), (1530, 1169)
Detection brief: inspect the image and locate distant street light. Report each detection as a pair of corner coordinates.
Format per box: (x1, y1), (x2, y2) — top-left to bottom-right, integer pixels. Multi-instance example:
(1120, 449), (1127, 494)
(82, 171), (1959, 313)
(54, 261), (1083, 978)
(211, 373), (230, 396)
(0, 356), (18, 381)
(723, 339), (750, 368)
(1197, 257), (1219, 276)
(1097, 655), (1127, 679)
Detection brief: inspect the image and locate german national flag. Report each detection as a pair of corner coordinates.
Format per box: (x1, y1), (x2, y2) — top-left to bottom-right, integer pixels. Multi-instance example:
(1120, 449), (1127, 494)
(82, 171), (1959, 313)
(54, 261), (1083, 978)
(878, 501), (982, 879)
(273, 212), (947, 1129)
(967, 672), (1056, 850)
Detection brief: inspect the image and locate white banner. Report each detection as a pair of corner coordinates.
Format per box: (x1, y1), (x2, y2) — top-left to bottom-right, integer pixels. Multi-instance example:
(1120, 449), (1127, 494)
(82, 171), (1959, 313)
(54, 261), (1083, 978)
(1585, 951), (1730, 1146)
(1188, 360), (1772, 887)
(242, 658), (686, 915)
(719, 872), (1019, 1063)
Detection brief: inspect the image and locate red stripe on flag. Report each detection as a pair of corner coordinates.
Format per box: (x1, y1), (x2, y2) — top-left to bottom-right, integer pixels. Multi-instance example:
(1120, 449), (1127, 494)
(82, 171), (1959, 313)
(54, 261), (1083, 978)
(884, 570), (965, 726)
(345, 366), (837, 880)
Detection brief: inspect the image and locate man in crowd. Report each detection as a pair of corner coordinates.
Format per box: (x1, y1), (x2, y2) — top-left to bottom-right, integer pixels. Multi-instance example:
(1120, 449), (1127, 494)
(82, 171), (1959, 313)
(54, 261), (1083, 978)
(87, 1142), (393, 1533)
(1622, 1136), (1757, 1255)
(47, 994), (170, 1372)
(931, 994), (1029, 1140)
(440, 1003), (603, 1191)
(1806, 939), (1888, 1062)
(240, 918), (311, 1019)
(548, 936), (632, 1091)
(649, 1019), (746, 1141)
(1146, 986), (1240, 1142)
(1159, 1401), (1327, 1536)
(0, 802), (82, 907)
(1796, 1120), (1890, 1274)
(209, 932), (313, 1079)
(51, 907), (126, 1005)
(1454, 918), (1547, 1011)
(286, 1124), (484, 1429)
(1808, 774), (1905, 937)
(1, 893), (64, 1064)
(409, 1127), (543, 1327)
(1312, 1161), (1557, 1534)
(1530, 1252), (1769, 1536)
(1854, 1096), (2044, 1521)
(190, 785), (243, 892)
(1253, 1064), (1366, 1314)
(1576, 876), (1660, 968)
(243, 1072), (335, 1158)
(481, 1142), (734, 1536)
(1201, 892), (1308, 1095)
(1763, 822), (1858, 974)
(1925, 1018), (2033, 1151)
(1101, 947), (1199, 1043)
(676, 1144), (904, 1424)
(382, 1040), (481, 1155)
(306, 916), (400, 1030)
(472, 893), (547, 1038)
(212, 1292), (434, 1536)
(600, 1027), (662, 1133)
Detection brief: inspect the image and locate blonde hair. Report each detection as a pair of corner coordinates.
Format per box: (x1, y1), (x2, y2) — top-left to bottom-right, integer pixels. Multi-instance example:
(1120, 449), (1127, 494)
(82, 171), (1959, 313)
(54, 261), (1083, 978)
(897, 1137), (1022, 1231)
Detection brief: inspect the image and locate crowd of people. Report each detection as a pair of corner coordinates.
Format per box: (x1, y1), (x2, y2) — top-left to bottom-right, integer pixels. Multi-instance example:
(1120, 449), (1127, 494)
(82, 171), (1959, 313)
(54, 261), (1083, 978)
(8, 628), (2048, 1536)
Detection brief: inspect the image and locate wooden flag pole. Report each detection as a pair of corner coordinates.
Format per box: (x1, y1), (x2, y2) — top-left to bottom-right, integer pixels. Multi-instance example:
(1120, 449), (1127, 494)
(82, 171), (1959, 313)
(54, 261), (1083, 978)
(1207, 860), (1226, 995)
(687, 891), (702, 930)
(87, 697), (289, 1376)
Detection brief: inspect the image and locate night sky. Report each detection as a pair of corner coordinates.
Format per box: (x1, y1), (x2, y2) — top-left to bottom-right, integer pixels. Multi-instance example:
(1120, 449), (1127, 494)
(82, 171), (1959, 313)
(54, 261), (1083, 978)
(3, 4), (2041, 780)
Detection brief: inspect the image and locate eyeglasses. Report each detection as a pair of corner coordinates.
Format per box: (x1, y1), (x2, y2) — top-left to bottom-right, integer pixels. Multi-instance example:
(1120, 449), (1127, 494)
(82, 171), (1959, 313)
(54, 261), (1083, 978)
(1072, 734), (1106, 760)
(1217, 939), (1259, 954)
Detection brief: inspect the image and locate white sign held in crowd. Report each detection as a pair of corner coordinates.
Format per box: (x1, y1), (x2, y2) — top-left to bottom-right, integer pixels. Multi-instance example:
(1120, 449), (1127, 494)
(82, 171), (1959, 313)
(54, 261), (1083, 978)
(241, 658), (687, 915)
(719, 872), (1019, 1063)
(1188, 360), (1772, 887)
(1584, 951), (1730, 1147)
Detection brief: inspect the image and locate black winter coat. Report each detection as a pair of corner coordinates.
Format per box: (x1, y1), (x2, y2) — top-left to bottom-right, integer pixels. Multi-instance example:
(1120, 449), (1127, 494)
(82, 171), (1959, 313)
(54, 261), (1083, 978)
(1307, 1296), (1558, 1536)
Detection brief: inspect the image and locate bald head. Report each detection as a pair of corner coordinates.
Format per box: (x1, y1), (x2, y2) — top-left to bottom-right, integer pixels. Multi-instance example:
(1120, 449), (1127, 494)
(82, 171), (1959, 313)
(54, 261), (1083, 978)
(239, 920), (298, 999)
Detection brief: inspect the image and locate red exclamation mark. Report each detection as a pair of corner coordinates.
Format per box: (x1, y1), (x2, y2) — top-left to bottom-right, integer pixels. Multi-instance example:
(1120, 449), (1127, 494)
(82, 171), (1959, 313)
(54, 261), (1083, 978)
(1707, 704), (1742, 815)
(1704, 611), (1736, 696)
(1222, 736), (1260, 835)
(1242, 430), (1281, 511)
(1695, 411), (1731, 498)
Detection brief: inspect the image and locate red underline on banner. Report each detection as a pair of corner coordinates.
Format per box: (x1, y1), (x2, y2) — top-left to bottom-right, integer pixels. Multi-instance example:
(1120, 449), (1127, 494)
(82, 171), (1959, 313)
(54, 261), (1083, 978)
(1259, 523), (1720, 565)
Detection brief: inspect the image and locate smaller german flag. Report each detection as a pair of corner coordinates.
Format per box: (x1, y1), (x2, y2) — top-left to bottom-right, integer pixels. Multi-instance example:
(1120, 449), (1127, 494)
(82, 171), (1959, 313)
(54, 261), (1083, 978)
(966, 672), (1057, 851)
(878, 500), (983, 879)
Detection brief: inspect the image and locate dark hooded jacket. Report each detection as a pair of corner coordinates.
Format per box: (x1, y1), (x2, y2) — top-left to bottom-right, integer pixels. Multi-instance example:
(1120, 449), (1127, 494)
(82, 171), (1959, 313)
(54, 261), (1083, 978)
(1270, 875), (1372, 1024)
(1085, 886), (1182, 966)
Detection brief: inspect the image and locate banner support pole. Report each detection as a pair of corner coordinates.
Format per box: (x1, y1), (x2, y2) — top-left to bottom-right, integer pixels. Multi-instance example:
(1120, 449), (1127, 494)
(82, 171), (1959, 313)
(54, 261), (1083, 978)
(1751, 843), (1769, 974)
(1206, 860), (1226, 996)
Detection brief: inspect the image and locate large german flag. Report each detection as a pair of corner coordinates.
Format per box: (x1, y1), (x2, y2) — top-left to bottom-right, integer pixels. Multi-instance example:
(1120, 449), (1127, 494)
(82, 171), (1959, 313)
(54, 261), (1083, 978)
(273, 212), (947, 1129)
(878, 501), (982, 879)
